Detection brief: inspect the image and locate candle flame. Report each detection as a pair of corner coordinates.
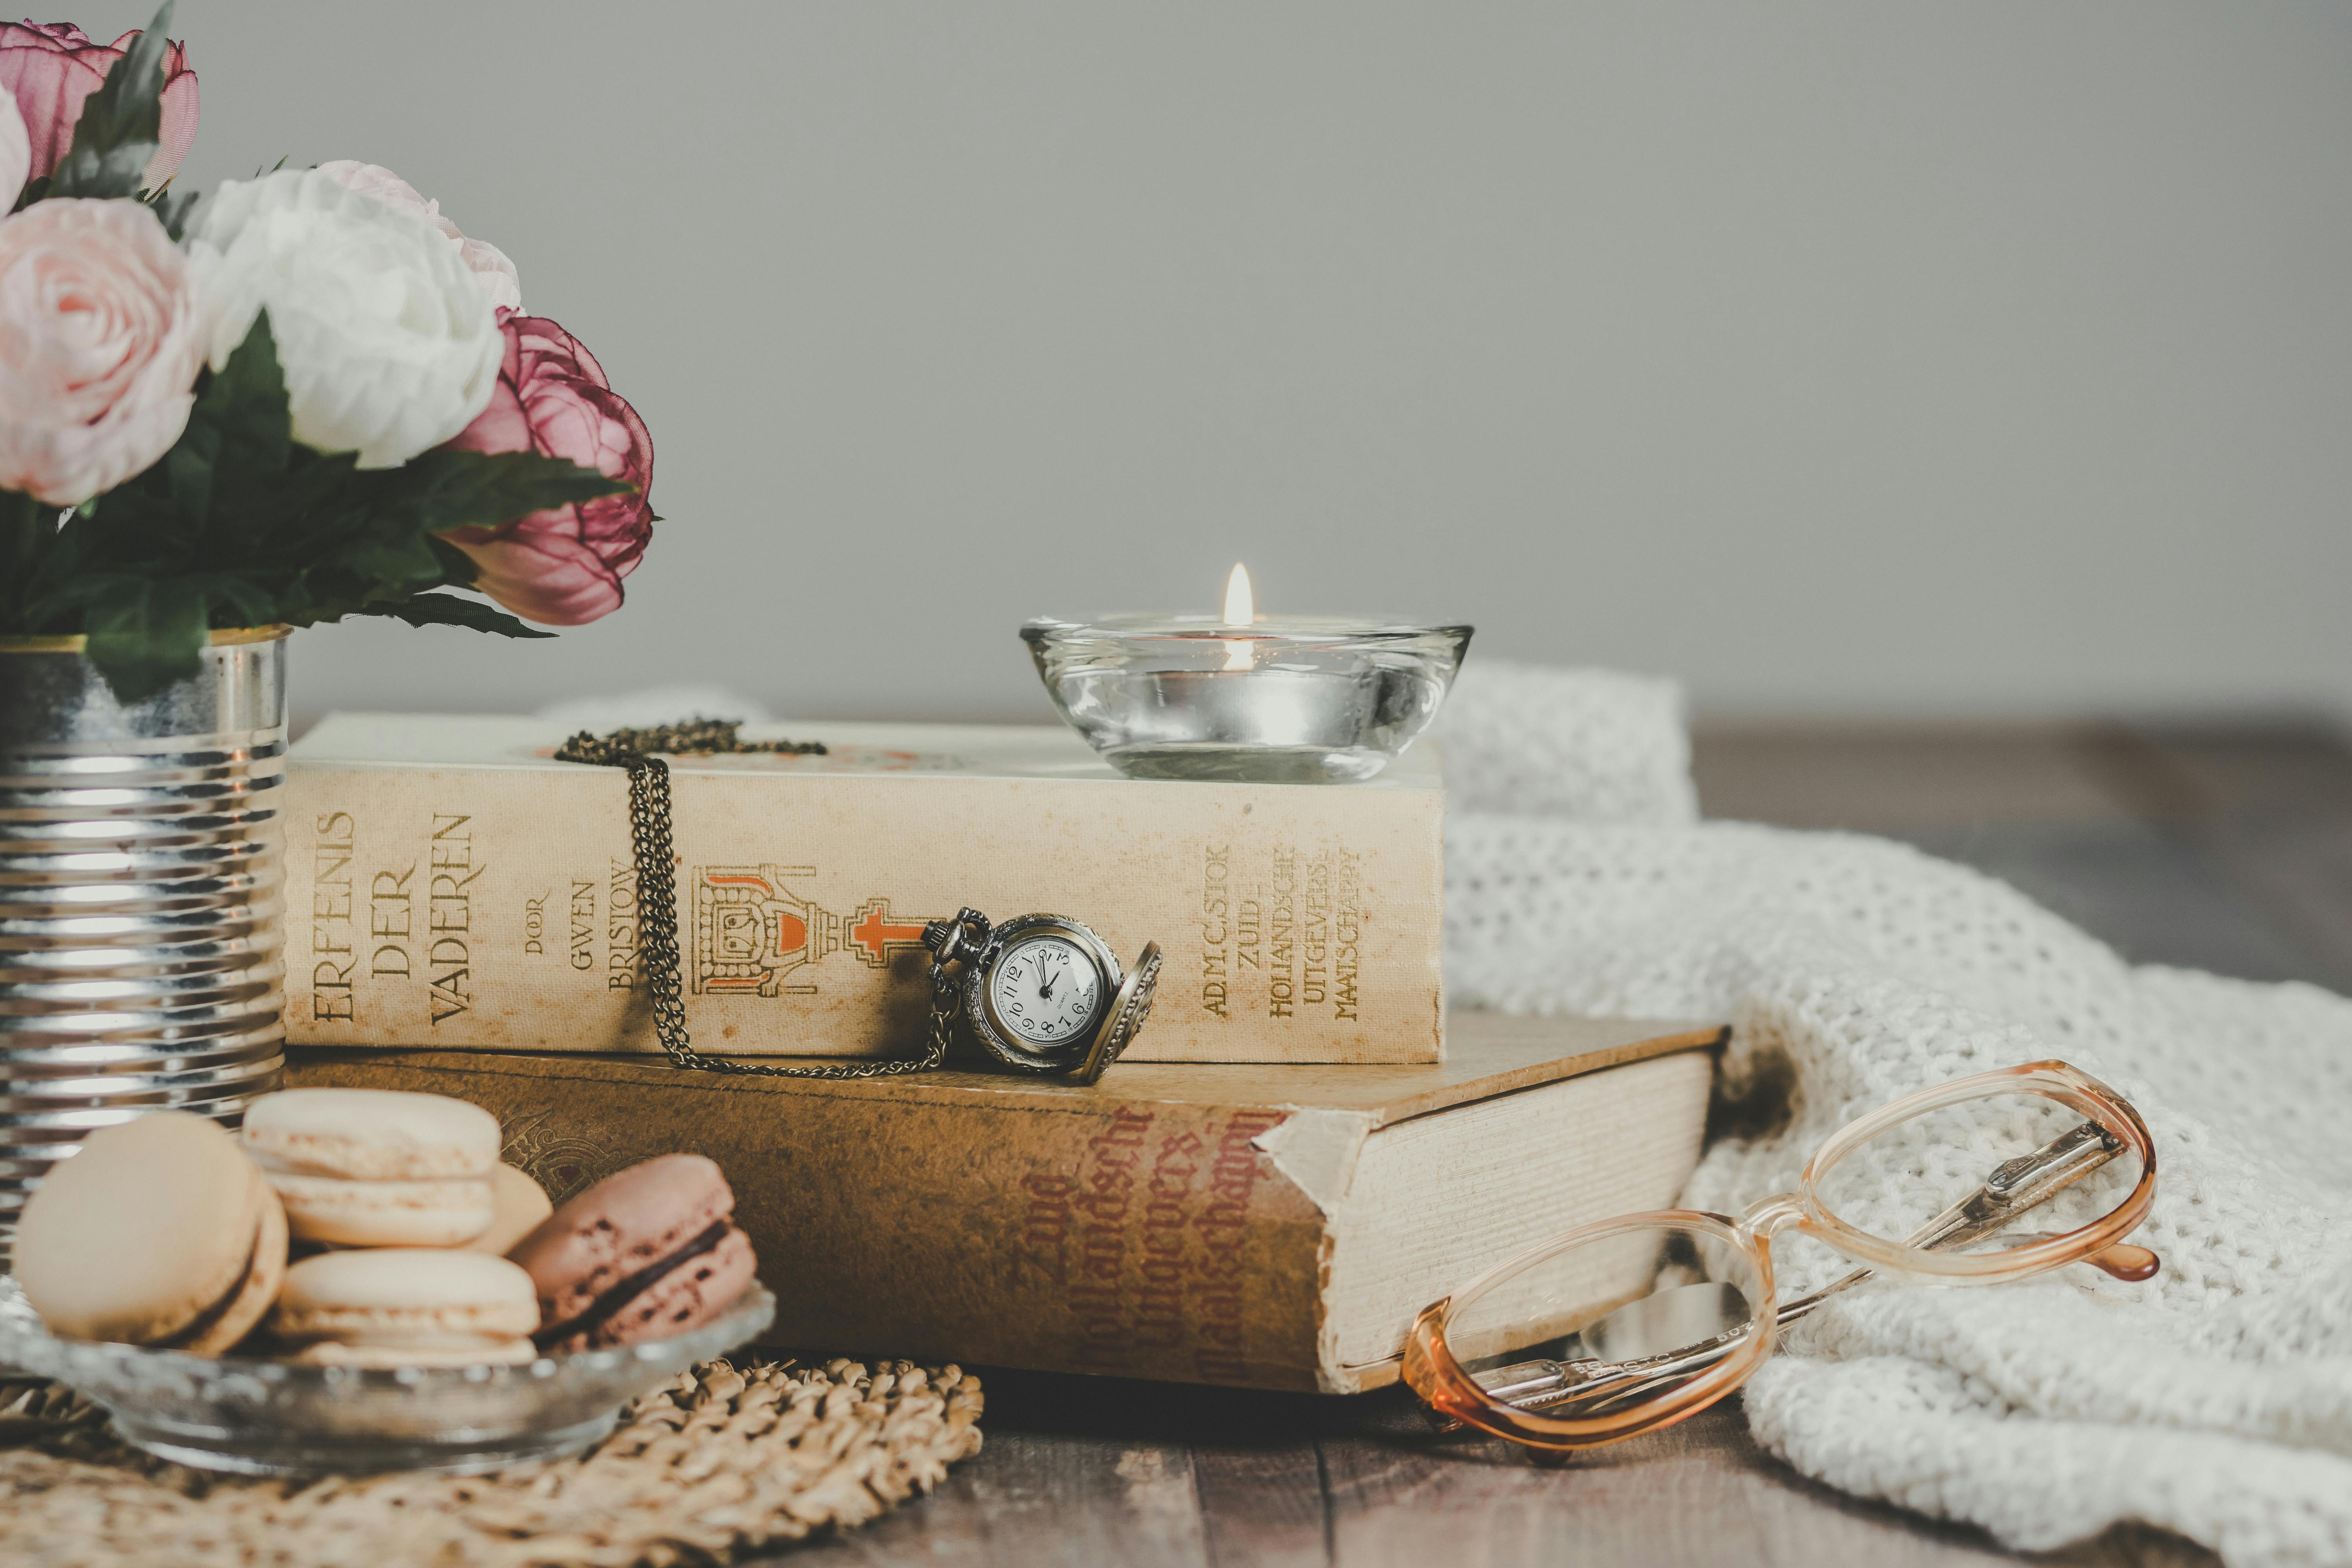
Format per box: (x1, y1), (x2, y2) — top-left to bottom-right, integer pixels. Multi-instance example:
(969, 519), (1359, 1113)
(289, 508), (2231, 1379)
(1223, 563), (1254, 627)
(1221, 563), (1255, 670)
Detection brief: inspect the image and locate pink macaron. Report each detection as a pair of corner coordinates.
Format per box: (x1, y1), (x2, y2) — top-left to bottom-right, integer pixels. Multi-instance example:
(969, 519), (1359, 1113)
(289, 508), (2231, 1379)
(507, 1153), (758, 1352)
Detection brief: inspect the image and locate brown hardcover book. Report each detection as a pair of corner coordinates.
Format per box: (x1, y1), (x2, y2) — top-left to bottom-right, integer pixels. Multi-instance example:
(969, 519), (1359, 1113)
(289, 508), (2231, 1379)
(283, 715), (1444, 1064)
(285, 1011), (1722, 1393)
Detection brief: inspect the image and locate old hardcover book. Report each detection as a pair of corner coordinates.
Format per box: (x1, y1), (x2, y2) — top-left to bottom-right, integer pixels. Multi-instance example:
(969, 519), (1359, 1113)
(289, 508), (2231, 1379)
(285, 1011), (1722, 1393)
(283, 714), (1443, 1064)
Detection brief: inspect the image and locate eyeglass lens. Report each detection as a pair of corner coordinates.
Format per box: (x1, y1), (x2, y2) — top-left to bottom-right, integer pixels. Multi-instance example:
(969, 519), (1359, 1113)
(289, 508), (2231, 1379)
(1450, 1221), (1765, 1418)
(1811, 1090), (2143, 1263)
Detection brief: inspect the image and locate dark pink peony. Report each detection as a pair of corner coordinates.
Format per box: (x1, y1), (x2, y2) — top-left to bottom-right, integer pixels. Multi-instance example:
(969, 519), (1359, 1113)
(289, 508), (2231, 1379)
(439, 313), (653, 625)
(0, 22), (198, 191)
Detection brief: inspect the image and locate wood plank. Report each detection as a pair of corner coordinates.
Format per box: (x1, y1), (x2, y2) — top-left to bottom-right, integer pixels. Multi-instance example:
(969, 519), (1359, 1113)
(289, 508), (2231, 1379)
(1900, 819), (2335, 984)
(2093, 722), (2352, 823)
(2181, 815), (2352, 987)
(1697, 718), (2352, 988)
(794, 1426), (1211, 1567)
(2112, 724), (2352, 986)
(1194, 1444), (1329, 1568)
(1691, 721), (2139, 831)
(1321, 1401), (2031, 1568)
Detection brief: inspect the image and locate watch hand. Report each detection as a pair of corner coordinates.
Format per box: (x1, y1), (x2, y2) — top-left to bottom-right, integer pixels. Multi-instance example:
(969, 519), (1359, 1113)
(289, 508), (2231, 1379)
(1038, 967), (1059, 1001)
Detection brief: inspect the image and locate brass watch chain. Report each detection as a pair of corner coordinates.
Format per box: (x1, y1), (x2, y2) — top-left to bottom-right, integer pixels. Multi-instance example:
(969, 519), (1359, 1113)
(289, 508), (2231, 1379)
(552, 720), (958, 1080)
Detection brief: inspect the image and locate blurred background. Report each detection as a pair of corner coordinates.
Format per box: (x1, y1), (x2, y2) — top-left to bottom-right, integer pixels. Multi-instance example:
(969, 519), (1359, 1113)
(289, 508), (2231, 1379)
(76, 2), (2352, 729)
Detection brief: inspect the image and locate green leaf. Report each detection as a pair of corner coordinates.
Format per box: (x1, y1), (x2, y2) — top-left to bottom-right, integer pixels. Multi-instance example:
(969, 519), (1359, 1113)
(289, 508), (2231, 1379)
(360, 448), (633, 537)
(428, 534), (481, 585)
(20, 501), (170, 629)
(201, 574), (280, 628)
(48, 2), (176, 200)
(2, 490), (58, 632)
(10, 175), (50, 214)
(81, 575), (208, 703)
(33, 476), (193, 590)
(378, 593), (557, 639)
(338, 528), (448, 593)
(170, 312), (293, 532)
(233, 450), (366, 561)
(145, 183), (199, 241)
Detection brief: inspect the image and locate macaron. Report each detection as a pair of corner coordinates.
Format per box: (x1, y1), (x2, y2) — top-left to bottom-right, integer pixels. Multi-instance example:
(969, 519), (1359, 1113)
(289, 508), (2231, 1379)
(509, 1152), (758, 1352)
(242, 1088), (500, 1247)
(14, 1112), (288, 1354)
(270, 1248), (540, 1367)
(463, 1163), (554, 1257)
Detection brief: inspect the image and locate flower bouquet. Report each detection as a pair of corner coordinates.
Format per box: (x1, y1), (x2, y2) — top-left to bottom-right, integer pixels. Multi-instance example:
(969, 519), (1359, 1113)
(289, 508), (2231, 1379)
(0, 4), (654, 698)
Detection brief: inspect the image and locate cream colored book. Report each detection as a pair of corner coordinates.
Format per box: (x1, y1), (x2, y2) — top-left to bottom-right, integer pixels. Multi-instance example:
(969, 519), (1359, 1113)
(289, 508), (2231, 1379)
(283, 714), (1444, 1063)
(287, 1012), (1722, 1392)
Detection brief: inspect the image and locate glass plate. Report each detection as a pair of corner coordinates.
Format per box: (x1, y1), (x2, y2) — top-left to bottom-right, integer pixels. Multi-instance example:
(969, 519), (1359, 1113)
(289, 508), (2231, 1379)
(0, 1273), (776, 1475)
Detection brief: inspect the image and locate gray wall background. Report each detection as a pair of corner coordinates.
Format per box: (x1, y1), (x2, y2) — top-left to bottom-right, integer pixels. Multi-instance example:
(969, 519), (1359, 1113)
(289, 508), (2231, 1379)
(78, 2), (2352, 724)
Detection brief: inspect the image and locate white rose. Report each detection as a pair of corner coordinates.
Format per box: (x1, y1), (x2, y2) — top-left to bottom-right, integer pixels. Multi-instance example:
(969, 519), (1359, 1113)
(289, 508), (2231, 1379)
(312, 160), (523, 314)
(0, 87), (29, 212)
(185, 168), (502, 469)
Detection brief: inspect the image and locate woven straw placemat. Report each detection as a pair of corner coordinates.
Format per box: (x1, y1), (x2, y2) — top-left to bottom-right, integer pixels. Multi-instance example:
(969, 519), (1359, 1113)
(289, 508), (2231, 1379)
(0, 1356), (983, 1568)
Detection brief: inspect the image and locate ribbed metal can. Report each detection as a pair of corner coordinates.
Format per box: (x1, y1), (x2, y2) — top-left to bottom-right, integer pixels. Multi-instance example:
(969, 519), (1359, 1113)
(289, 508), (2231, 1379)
(1, 628), (289, 1254)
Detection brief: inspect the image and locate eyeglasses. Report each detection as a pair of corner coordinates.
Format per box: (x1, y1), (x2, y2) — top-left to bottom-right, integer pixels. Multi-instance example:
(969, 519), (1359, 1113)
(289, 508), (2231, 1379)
(1403, 1060), (2159, 1453)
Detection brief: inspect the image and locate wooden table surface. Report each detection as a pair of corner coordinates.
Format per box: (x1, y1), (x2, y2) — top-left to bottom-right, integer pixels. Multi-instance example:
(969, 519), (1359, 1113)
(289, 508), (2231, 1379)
(793, 720), (2352, 1567)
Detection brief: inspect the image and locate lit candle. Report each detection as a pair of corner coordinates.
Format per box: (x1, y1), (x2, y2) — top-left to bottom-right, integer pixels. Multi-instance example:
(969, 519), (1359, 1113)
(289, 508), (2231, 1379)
(1021, 578), (1472, 784)
(1221, 563), (1256, 671)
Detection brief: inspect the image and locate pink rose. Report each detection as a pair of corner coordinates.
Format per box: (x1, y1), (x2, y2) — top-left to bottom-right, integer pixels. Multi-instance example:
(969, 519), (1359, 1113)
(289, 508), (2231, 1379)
(313, 159), (521, 314)
(439, 314), (653, 625)
(0, 198), (203, 504)
(0, 22), (198, 191)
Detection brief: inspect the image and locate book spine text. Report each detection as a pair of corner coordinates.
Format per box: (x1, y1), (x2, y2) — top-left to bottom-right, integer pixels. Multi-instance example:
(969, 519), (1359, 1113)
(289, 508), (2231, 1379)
(285, 765), (1443, 1064)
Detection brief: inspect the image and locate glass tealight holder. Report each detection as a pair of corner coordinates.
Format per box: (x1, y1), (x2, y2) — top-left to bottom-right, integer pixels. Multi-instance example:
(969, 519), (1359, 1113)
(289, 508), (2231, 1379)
(1021, 614), (1472, 783)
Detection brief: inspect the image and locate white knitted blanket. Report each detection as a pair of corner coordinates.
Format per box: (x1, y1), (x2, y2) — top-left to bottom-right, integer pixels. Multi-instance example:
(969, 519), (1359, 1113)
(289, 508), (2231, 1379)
(1439, 663), (2352, 1568)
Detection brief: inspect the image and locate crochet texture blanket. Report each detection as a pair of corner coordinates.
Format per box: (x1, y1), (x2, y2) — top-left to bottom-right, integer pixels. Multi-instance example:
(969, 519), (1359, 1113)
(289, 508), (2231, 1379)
(1439, 662), (2352, 1568)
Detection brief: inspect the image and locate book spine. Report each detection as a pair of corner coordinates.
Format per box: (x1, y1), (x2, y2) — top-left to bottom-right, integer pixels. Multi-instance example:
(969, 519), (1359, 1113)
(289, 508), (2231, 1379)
(285, 1049), (1342, 1391)
(283, 762), (1443, 1064)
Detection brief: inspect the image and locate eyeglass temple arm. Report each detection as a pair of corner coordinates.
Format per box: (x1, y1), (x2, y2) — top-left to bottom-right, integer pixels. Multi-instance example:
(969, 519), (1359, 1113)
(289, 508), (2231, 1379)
(1459, 1121), (2147, 1422)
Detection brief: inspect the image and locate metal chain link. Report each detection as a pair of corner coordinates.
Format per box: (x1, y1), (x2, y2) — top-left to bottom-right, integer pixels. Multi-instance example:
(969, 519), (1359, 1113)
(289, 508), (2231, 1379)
(554, 718), (828, 769)
(559, 731), (958, 1080)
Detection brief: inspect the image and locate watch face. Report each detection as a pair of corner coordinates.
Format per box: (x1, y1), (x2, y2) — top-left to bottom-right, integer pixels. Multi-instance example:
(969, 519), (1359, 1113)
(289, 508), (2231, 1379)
(990, 935), (1103, 1050)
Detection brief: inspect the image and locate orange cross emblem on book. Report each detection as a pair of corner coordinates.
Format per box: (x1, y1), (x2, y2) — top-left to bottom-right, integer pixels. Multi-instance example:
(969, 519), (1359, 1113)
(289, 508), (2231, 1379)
(691, 865), (935, 997)
(850, 903), (929, 962)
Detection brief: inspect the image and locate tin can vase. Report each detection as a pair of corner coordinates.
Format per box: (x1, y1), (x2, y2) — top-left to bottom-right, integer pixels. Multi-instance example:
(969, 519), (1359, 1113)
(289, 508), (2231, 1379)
(1, 628), (290, 1258)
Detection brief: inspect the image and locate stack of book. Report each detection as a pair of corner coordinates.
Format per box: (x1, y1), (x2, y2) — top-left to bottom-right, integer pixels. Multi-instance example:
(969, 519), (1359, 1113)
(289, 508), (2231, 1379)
(283, 716), (1720, 1392)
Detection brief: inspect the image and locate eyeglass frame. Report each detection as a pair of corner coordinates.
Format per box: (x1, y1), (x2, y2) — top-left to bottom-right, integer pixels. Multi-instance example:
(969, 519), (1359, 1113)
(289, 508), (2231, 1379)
(1402, 1059), (2159, 1453)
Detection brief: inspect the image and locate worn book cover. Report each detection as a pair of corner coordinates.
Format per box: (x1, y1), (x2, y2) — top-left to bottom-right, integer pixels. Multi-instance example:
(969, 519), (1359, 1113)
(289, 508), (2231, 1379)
(283, 715), (1444, 1064)
(286, 1011), (1723, 1393)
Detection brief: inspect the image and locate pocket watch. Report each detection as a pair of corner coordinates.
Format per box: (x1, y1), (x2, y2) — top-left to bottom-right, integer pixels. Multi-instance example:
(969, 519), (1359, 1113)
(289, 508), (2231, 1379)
(922, 909), (1161, 1083)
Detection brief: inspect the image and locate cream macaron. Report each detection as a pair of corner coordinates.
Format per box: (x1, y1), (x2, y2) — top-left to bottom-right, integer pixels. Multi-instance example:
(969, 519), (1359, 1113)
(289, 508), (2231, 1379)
(270, 1249), (541, 1367)
(242, 1088), (500, 1247)
(463, 1163), (554, 1257)
(14, 1112), (288, 1354)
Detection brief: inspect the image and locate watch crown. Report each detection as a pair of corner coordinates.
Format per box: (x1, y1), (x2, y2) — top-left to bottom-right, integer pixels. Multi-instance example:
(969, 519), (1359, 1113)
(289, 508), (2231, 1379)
(923, 908), (990, 964)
